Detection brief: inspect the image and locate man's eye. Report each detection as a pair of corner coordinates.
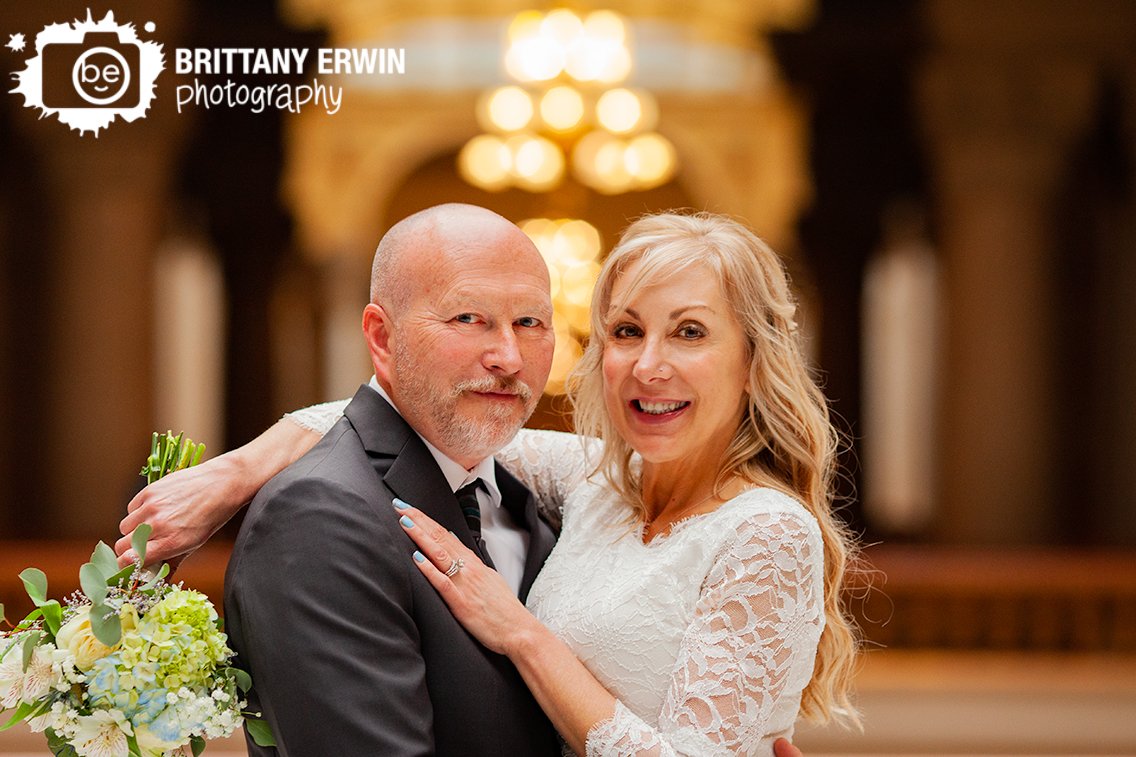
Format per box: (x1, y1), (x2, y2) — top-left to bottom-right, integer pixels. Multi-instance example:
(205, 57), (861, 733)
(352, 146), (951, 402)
(454, 313), (479, 324)
(516, 316), (542, 328)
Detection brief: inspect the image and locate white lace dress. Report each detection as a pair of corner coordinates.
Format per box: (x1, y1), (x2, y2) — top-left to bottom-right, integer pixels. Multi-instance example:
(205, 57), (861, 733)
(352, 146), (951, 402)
(289, 403), (825, 757)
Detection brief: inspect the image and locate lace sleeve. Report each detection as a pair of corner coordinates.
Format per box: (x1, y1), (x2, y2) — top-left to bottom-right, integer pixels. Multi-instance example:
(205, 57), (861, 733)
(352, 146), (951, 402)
(496, 429), (599, 529)
(585, 509), (825, 757)
(285, 399), (350, 435)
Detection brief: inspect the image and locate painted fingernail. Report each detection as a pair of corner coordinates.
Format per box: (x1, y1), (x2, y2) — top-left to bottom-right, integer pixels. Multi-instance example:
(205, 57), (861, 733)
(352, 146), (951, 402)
(400, 515), (414, 529)
(413, 551), (426, 563)
(393, 498), (409, 510)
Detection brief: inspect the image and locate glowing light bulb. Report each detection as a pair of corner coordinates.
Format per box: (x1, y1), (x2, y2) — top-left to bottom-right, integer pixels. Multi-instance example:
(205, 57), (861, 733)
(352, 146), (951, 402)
(539, 86), (585, 132)
(457, 135), (512, 191)
(483, 86), (534, 132)
(595, 88), (643, 134)
(624, 132), (677, 187)
(509, 135), (565, 191)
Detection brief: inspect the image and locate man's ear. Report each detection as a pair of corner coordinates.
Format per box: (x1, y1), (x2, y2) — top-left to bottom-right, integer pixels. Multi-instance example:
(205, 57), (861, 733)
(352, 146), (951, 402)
(363, 303), (395, 383)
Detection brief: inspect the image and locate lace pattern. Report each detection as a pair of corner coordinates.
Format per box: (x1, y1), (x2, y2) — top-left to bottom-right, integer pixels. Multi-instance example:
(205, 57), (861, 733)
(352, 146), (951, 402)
(527, 488), (823, 757)
(286, 400), (348, 434)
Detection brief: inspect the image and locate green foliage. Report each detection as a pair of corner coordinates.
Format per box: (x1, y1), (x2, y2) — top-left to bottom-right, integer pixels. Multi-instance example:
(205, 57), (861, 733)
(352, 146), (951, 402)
(90, 542), (119, 578)
(140, 431), (206, 485)
(245, 718), (276, 747)
(131, 523), (152, 567)
(19, 569), (47, 606)
(40, 601), (61, 637)
(191, 735), (207, 756)
(88, 601), (122, 647)
(79, 563), (108, 605)
(46, 728), (79, 757)
(20, 631), (43, 671)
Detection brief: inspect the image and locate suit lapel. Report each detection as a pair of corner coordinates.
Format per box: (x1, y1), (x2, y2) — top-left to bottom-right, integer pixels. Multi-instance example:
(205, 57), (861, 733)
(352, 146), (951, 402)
(342, 386), (478, 552)
(342, 385), (556, 596)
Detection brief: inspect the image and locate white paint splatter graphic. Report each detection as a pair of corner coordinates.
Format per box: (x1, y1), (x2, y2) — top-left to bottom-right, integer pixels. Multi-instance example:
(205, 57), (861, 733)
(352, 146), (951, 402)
(10, 10), (163, 136)
(6, 33), (26, 53)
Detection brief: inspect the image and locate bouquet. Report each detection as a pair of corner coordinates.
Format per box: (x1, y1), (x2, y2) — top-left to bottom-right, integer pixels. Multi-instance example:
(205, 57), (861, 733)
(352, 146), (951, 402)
(0, 432), (274, 756)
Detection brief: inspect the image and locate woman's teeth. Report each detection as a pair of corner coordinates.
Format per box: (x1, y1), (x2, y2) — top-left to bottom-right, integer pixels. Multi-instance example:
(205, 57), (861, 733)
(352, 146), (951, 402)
(636, 400), (688, 415)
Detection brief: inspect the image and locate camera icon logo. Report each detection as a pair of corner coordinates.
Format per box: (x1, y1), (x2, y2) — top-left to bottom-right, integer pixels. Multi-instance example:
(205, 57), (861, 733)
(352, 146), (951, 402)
(9, 10), (164, 136)
(42, 31), (141, 109)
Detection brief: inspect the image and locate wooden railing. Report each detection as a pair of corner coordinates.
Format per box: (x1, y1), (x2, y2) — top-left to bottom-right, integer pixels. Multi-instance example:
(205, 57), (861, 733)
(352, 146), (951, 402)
(3, 542), (1135, 652)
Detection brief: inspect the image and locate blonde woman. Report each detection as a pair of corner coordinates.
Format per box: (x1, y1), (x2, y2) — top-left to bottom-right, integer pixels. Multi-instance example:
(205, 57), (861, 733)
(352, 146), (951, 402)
(120, 212), (859, 755)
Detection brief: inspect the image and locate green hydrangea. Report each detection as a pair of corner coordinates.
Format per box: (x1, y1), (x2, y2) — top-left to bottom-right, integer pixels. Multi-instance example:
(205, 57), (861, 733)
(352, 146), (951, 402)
(118, 588), (231, 691)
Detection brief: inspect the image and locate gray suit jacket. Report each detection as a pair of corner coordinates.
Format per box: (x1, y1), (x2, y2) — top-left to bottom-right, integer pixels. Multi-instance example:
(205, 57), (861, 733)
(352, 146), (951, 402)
(224, 386), (560, 756)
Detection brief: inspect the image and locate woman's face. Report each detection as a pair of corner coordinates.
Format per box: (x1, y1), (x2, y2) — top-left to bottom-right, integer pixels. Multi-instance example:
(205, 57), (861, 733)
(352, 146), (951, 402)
(601, 260), (751, 467)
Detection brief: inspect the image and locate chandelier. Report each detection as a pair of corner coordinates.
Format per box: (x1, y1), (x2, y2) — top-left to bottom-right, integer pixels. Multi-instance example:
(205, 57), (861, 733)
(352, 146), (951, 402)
(459, 9), (677, 195)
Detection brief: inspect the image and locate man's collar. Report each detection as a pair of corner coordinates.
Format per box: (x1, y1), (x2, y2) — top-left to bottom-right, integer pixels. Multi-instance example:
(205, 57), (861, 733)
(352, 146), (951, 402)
(366, 377), (501, 503)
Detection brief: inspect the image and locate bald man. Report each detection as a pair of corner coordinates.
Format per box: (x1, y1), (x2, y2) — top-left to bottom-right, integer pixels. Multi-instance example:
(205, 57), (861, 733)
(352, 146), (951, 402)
(224, 204), (562, 755)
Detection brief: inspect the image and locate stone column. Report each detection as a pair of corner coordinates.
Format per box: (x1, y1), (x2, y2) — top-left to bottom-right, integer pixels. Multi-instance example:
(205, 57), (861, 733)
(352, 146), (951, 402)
(917, 3), (1096, 543)
(7, 0), (191, 537)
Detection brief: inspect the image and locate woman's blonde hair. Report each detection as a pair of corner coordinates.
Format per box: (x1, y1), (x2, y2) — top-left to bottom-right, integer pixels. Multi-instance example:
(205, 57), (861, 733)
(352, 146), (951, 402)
(568, 210), (861, 726)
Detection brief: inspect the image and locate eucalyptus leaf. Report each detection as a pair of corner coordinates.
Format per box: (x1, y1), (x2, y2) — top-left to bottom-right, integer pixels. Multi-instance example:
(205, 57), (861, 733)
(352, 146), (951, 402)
(190, 735), (207, 757)
(244, 718), (276, 747)
(19, 568), (47, 606)
(141, 562), (170, 590)
(79, 563), (108, 604)
(41, 600), (62, 638)
(88, 603), (122, 647)
(232, 667), (252, 693)
(21, 630), (43, 672)
(90, 542), (119, 578)
(131, 523), (153, 567)
(106, 564), (135, 588)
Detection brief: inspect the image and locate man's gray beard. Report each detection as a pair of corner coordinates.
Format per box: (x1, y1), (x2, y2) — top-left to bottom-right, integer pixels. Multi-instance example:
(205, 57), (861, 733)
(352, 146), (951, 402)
(392, 340), (536, 459)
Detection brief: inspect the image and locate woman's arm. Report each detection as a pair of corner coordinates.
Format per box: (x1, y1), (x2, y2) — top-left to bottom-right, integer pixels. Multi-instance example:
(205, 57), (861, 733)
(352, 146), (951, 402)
(114, 407), (341, 566)
(394, 500), (824, 756)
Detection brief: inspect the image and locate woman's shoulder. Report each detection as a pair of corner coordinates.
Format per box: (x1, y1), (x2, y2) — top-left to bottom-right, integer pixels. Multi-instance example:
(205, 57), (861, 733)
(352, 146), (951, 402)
(715, 487), (822, 540)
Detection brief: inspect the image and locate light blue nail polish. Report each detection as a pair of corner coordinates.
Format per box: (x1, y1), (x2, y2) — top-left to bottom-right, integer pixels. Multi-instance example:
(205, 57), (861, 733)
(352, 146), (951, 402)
(400, 515), (414, 529)
(413, 551), (426, 563)
(393, 498), (409, 510)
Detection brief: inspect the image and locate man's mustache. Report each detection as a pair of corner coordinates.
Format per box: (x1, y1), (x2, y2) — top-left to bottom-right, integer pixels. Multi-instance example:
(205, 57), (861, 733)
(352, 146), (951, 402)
(453, 376), (534, 402)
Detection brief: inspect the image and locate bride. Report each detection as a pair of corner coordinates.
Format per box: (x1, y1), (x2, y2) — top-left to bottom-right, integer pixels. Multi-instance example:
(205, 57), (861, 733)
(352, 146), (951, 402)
(120, 211), (860, 755)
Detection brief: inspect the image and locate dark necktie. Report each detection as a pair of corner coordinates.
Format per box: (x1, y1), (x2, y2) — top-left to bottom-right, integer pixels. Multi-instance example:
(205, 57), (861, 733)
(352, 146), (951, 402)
(456, 480), (495, 569)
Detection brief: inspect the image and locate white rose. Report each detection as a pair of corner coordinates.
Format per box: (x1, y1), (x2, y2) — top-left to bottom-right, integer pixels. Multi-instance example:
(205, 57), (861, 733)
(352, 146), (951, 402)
(55, 608), (116, 671)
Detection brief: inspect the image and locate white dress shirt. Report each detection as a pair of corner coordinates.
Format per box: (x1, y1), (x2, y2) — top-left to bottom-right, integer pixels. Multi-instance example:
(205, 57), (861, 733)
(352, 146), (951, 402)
(368, 378), (529, 595)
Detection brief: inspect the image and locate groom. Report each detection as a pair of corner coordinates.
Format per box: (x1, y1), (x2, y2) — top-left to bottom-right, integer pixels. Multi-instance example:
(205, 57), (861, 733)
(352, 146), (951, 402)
(223, 204), (561, 754)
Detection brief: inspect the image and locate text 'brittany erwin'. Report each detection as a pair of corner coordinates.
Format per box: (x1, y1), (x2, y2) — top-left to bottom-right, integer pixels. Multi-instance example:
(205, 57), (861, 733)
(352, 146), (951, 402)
(174, 47), (406, 76)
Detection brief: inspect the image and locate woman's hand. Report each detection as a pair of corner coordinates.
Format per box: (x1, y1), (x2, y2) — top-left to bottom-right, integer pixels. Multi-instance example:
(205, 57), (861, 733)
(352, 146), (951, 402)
(394, 499), (540, 657)
(115, 418), (324, 567)
(115, 454), (249, 567)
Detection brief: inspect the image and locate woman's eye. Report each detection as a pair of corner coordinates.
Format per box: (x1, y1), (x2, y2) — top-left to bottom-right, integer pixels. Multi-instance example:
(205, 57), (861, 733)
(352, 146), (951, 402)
(677, 323), (706, 339)
(612, 323), (641, 339)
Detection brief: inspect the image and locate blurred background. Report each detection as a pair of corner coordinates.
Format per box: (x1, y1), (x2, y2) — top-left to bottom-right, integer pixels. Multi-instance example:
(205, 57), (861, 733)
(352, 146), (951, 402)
(1, 0), (1134, 753)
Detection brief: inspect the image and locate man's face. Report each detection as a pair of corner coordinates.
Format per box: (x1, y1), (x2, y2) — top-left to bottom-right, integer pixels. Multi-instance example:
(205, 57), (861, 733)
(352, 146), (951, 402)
(384, 227), (554, 467)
